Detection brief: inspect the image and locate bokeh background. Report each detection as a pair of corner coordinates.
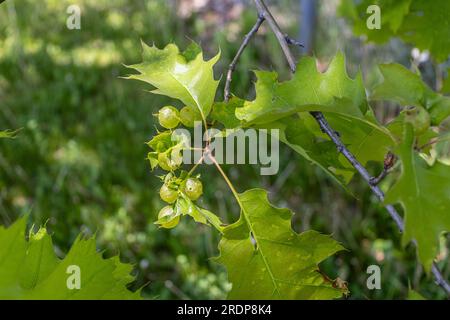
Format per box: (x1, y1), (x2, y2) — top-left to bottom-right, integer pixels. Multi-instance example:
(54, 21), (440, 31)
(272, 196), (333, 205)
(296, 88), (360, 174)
(0, 0), (448, 299)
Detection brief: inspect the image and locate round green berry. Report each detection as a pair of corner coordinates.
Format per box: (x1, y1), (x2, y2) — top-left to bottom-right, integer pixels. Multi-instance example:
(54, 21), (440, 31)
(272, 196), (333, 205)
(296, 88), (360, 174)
(160, 184), (178, 204)
(157, 205), (180, 229)
(158, 106), (180, 129)
(179, 106), (202, 127)
(183, 178), (203, 200)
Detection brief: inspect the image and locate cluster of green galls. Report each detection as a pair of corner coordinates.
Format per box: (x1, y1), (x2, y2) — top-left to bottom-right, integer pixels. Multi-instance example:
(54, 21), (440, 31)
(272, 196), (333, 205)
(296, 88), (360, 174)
(157, 105), (202, 130)
(156, 105), (204, 228)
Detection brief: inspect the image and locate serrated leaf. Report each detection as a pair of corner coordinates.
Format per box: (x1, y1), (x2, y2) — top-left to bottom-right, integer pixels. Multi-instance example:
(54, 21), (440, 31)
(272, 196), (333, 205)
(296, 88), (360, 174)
(384, 124), (450, 271)
(0, 217), (141, 299)
(126, 42), (220, 120)
(372, 63), (450, 125)
(217, 189), (346, 299)
(234, 54), (394, 187)
(235, 53), (369, 125)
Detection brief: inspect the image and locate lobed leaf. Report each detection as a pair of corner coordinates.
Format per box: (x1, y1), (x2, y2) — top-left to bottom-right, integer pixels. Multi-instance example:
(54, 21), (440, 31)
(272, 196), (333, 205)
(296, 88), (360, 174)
(217, 189), (347, 299)
(372, 63), (450, 125)
(0, 217), (141, 299)
(126, 42), (220, 120)
(384, 124), (450, 271)
(232, 53), (394, 188)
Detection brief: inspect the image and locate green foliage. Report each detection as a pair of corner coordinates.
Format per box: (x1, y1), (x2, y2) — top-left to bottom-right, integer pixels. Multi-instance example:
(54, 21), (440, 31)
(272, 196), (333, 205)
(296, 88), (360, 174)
(372, 63), (450, 125)
(128, 38), (450, 297)
(339, 0), (450, 62)
(234, 53), (394, 186)
(385, 124), (450, 271)
(0, 129), (18, 138)
(217, 189), (347, 299)
(128, 43), (346, 299)
(125, 42), (220, 121)
(0, 216), (140, 299)
(407, 289), (426, 300)
(442, 69), (450, 94)
(2, 0), (449, 300)
(236, 53), (369, 124)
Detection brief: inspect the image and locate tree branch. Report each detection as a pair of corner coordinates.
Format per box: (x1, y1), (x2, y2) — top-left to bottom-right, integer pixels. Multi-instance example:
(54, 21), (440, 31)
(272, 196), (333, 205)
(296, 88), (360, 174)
(243, 0), (450, 297)
(254, 0), (297, 72)
(369, 152), (395, 186)
(224, 14), (265, 102)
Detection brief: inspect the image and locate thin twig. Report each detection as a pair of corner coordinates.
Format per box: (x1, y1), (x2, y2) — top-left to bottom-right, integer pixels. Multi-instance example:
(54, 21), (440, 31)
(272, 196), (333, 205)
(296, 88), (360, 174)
(284, 34), (304, 48)
(310, 111), (405, 228)
(224, 14), (265, 102)
(254, 0), (297, 72)
(245, 0), (450, 297)
(370, 152), (395, 185)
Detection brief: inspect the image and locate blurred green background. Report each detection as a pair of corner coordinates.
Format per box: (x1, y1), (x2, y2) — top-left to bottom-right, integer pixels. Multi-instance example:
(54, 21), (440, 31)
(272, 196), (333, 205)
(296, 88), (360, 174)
(0, 0), (448, 299)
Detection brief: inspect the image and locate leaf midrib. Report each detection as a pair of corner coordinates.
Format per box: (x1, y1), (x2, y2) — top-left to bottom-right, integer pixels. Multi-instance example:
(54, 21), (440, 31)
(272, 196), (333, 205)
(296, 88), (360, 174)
(239, 200), (282, 298)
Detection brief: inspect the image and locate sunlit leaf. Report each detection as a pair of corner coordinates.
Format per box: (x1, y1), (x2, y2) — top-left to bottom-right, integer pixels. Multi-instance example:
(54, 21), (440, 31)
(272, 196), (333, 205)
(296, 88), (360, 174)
(126, 42), (220, 120)
(217, 189), (347, 299)
(0, 217), (141, 299)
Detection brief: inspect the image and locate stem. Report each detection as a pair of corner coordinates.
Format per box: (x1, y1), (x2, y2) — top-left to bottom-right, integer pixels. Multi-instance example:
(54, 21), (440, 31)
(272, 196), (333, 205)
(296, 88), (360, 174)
(224, 14), (265, 102)
(188, 154), (205, 176)
(208, 154), (241, 203)
(310, 112), (405, 230)
(253, 0), (297, 73)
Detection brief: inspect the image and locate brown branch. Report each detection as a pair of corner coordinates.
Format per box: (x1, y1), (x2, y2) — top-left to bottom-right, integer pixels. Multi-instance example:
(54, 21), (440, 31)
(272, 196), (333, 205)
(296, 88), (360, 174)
(237, 0), (450, 297)
(224, 14), (265, 102)
(254, 0), (297, 72)
(370, 152), (395, 185)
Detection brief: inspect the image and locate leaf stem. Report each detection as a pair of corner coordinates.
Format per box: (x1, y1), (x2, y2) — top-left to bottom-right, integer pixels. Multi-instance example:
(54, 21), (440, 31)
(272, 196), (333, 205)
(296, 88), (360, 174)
(224, 14), (265, 102)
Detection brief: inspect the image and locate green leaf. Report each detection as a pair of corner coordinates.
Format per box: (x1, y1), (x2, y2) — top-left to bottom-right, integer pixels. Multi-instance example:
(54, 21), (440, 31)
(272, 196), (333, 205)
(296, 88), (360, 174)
(407, 289), (426, 300)
(0, 216), (141, 299)
(235, 54), (394, 187)
(126, 42), (220, 120)
(339, 0), (411, 43)
(258, 116), (355, 188)
(146, 130), (187, 171)
(372, 63), (450, 125)
(340, 0), (450, 62)
(398, 0), (450, 62)
(0, 129), (19, 139)
(217, 189), (347, 299)
(441, 69), (450, 94)
(235, 53), (369, 125)
(384, 124), (450, 271)
(174, 195), (224, 232)
(210, 96), (243, 129)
